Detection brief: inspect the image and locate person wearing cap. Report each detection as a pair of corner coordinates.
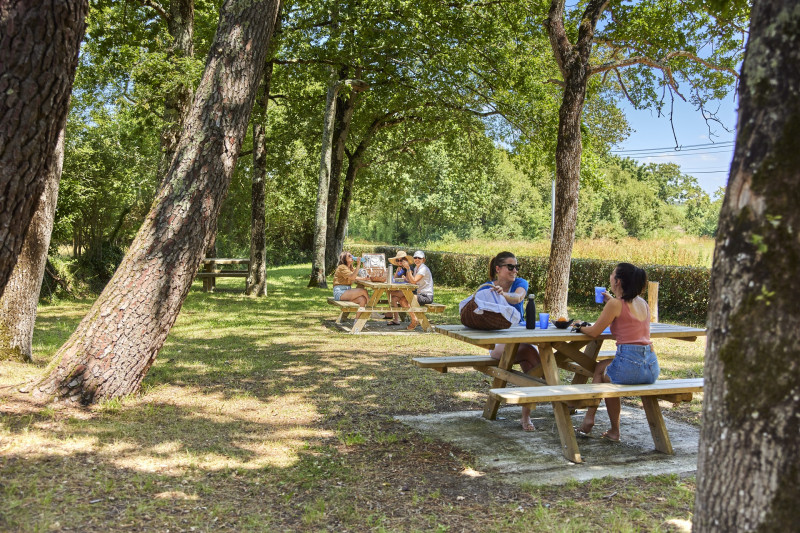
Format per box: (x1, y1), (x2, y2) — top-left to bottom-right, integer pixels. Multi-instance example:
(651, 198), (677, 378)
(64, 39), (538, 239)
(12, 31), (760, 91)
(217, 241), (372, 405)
(386, 251), (415, 326)
(389, 250), (434, 330)
(332, 251), (370, 307)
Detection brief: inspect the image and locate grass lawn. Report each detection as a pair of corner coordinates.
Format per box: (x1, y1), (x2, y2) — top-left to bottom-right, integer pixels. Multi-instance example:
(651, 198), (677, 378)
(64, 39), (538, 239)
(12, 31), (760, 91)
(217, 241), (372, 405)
(1, 264), (704, 532)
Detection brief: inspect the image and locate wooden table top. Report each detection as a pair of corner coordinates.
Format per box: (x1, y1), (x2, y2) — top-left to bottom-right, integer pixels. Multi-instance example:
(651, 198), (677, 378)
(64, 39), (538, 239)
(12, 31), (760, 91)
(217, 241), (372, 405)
(356, 280), (418, 290)
(434, 323), (706, 346)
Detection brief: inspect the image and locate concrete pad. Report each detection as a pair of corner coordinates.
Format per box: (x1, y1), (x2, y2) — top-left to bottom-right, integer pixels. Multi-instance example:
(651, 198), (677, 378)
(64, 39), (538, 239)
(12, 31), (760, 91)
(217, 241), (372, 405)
(396, 404), (699, 486)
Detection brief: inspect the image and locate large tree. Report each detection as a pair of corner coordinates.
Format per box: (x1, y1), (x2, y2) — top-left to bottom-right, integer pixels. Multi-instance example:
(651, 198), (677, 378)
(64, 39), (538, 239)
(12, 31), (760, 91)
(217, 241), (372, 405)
(31, 0), (281, 404)
(0, 131), (63, 362)
(542, 0), (745, 318)
(0, 0), (87, 297)
(694, 0), (800, 529)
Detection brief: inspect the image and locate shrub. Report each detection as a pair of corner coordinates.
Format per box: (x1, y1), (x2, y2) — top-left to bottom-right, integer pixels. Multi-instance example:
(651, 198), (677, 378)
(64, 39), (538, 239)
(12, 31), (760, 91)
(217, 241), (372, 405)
(350, 245), (709, 323)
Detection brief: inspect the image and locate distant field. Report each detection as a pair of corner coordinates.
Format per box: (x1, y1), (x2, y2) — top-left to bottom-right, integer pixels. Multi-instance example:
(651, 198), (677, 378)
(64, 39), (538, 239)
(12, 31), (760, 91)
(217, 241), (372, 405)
(400, 237), (715, 268)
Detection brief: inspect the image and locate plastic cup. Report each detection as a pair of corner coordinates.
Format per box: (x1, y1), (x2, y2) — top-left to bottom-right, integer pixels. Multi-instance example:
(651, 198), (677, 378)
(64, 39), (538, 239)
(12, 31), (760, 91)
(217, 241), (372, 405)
(594, 286), (606, 304)
(538, 313), (549, 329)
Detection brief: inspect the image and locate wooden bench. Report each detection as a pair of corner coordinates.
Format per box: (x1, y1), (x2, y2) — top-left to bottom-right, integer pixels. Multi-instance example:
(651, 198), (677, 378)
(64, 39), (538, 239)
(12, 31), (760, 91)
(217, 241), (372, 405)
(198, 258), (250, 291)
(489, 378), (703, 454)
(412, 355), (499, 373)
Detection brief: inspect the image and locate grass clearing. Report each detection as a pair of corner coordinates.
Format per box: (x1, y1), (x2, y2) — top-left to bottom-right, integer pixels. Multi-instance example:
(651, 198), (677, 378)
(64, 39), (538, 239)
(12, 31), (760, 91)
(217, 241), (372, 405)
(1, 263), (704, 531)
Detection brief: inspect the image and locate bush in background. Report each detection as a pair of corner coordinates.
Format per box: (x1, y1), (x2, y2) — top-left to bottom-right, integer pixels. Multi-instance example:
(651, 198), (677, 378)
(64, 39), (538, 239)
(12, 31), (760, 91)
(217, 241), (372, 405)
(350, 245), (709, 323)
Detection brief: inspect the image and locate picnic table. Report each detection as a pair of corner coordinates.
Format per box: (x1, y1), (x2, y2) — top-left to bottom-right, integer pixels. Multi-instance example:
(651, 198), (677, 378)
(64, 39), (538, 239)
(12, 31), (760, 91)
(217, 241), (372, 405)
(415, 323), (706, 463)
(327, 279), (444, 333)
(196, 258), (250, 292)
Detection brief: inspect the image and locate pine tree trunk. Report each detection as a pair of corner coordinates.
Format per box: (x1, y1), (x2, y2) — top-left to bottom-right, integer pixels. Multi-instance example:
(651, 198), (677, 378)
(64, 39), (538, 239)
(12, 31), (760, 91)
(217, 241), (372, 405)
(0, 0), (87, 297)
(324, 85), (357, 275)
(0, 130), (63, 362)
(247, 61), (273, 297)
(694, 1), (800, 529)
(156, 0), (195, 189)
(334, 154), (363, 263)
(308, 67), (340, 288)
(543, 0), (605, 319)
(31, 0), (281, 404)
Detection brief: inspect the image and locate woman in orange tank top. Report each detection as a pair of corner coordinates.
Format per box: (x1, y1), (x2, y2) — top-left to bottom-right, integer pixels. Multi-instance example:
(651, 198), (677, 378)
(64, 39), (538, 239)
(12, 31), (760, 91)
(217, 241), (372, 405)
(573, 263), (657, 442)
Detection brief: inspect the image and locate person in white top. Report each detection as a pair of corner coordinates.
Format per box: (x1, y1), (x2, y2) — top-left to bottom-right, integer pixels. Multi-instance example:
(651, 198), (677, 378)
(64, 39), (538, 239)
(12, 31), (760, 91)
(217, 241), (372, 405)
(388, 250), (434, 330)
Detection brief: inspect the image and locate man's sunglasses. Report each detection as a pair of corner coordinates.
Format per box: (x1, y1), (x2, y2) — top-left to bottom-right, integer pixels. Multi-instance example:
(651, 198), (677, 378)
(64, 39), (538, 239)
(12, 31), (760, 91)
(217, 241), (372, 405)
(501, 264), (520, 271)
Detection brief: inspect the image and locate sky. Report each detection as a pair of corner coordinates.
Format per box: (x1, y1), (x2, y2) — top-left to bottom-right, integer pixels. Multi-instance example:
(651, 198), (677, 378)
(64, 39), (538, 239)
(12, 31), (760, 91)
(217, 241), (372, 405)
(611, 94), (739, 196)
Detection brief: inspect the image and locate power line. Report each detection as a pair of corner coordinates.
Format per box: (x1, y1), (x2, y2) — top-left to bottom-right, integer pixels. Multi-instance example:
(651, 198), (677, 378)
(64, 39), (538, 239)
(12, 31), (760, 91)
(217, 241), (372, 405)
(612, 141), (734, 155)
(630, 149), (733, 158)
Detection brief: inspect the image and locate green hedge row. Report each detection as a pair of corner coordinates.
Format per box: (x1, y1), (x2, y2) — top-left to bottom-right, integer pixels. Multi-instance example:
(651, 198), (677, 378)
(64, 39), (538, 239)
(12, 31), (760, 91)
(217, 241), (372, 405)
(350, 245), (710, 323)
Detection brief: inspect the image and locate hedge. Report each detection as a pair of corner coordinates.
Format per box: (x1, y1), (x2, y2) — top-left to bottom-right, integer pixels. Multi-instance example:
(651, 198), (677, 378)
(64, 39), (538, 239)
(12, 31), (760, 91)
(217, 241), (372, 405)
(350, 245), (710, 324)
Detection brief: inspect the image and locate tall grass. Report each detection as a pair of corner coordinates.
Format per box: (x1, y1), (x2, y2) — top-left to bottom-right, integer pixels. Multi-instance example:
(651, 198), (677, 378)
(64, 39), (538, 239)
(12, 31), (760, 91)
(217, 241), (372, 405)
(416, 236), (715, 268)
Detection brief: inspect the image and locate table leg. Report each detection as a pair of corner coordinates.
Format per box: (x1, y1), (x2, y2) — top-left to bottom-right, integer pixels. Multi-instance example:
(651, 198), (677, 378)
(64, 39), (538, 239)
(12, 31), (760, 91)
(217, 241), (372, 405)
(482, 342), (518, 420)
(642, 396), (674, 454)
(351, 309), (371, 334)
(409, 294), (433, 332)
(540, 343), (583, 463)
(570, 340), (603, 385)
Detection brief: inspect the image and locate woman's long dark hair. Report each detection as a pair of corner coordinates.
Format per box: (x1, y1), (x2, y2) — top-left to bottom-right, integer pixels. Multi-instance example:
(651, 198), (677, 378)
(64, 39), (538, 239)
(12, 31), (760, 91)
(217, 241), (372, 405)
(489, 251), (516, 280)
(338, 251), (351, 266)
(614, 262), (647, 301)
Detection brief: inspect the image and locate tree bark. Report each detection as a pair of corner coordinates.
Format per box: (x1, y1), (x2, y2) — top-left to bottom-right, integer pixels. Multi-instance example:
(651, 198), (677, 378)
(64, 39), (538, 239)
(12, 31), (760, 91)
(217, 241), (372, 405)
(0, 130), (63, 362)
(31, 0), (281, 404)
(308, 66), (340, 288)
(324, 77), (357, 275)
(543, 0), (608, 319)
(333, 154), (362, 264)
(0, 0), (87, 298)
(247, 60), (273, 297)
(694, 1), (800, 529)
(156, 0), (196, 189)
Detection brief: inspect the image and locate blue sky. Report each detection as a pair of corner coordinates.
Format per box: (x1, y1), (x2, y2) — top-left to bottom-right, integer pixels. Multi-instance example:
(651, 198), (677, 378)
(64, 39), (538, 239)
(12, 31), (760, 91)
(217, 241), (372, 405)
(612, 94), (739, 196)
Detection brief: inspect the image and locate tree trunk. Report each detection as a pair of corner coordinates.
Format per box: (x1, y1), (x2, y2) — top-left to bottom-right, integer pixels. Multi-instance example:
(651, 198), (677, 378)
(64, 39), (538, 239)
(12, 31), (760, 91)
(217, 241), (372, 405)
(156, 0), (196, 189)
(0, 130), (63, 362)
(334, 157), (361, 264)
(31, 0), (281, 404)
(0, 0), (87, 298)
(694, 1), (800, 529)
(308, 66), (340, 288)
(324, 80), (357, 275)
(543, 0), (607, 319)
(247, 61), (273, 297)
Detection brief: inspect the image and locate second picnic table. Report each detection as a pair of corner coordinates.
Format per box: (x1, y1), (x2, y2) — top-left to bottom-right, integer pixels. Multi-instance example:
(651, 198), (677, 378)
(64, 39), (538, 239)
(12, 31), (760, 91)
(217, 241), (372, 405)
(417, 323), (706, 463)
(327, 279), (444, 333)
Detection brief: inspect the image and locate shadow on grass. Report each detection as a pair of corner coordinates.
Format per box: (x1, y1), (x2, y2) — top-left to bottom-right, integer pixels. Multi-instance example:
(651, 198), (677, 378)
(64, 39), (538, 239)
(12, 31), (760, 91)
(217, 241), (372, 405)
(0, 262), (704, 531)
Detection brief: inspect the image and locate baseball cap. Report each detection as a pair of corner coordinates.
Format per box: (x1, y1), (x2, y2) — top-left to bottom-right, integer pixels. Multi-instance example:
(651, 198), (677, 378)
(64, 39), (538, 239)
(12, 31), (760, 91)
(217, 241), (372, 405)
(413, 250), (425, 259)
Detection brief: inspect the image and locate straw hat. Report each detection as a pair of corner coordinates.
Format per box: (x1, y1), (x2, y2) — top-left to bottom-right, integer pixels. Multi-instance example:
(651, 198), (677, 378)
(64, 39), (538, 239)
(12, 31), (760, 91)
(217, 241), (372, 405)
(389, 250), (413, 265)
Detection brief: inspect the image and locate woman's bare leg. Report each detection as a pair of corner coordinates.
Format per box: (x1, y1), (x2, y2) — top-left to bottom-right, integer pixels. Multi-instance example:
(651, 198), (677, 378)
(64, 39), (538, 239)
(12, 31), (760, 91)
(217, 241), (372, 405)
(578, 359), (612, 434)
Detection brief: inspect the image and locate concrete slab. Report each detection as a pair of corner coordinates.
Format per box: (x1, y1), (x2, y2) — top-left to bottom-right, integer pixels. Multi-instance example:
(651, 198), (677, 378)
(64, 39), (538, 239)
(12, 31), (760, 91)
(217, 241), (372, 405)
(396, 404), (699, 486)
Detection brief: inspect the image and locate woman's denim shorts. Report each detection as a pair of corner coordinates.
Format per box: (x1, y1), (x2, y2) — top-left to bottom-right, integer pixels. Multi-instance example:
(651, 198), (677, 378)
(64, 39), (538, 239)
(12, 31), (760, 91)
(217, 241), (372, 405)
(332, 285), (349, 301)
(606, 344), (659, 385)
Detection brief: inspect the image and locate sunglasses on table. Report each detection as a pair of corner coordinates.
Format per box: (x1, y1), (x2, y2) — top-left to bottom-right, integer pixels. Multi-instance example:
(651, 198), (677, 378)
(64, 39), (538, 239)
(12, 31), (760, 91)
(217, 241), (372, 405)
(500, 263), (521, 271)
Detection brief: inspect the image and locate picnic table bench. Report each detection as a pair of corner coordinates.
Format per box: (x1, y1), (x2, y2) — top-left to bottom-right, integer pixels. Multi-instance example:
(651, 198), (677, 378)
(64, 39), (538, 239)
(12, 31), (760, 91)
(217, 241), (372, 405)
(490, 378), (703, 454)
(197, 258), (250, 291)
(328, 295), (445, 333)
(414, 323), (706, 462)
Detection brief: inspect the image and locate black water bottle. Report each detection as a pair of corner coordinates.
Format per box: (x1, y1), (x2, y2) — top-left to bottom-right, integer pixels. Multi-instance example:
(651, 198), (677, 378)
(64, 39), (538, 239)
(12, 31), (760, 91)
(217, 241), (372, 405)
(525, 294), (536, 329)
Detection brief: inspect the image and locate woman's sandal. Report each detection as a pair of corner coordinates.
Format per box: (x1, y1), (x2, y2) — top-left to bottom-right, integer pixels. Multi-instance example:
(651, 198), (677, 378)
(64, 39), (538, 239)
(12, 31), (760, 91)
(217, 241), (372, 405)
(601, 431), (620, 442)
(386, 320), (401, 326)
(575, 427), (592, 438)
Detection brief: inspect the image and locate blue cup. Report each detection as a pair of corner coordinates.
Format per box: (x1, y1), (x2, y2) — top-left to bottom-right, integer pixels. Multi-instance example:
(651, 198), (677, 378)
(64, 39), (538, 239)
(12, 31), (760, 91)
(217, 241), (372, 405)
(594, 286), (606, 304)
(538, 313), (549, 329)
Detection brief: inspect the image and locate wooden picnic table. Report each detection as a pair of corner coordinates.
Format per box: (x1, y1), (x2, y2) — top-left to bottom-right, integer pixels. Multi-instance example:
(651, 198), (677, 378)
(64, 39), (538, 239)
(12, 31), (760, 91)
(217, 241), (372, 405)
(326, 279), (443, 334)
(428, 323), (706, 463)
(197, 258), (250, 292)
